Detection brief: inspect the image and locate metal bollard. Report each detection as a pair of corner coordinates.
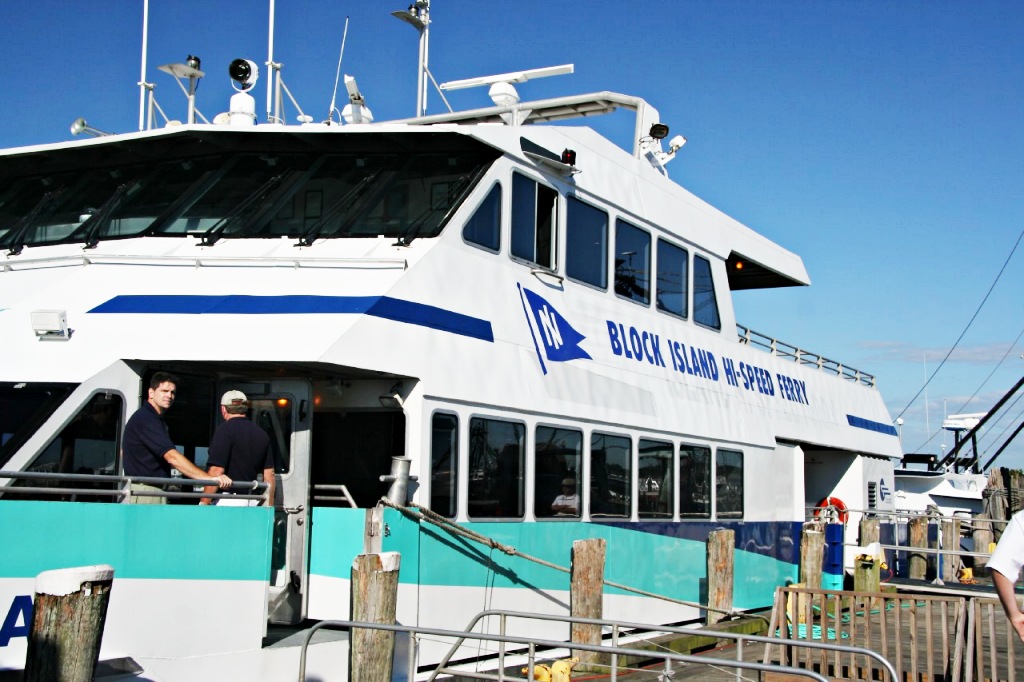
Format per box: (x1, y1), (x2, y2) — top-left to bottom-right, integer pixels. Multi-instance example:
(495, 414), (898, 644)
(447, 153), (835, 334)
(379, 457), (416, 505)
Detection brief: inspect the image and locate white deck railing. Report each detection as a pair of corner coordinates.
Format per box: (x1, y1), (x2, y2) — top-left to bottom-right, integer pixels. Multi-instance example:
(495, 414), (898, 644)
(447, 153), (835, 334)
(737, 324), (876, 388)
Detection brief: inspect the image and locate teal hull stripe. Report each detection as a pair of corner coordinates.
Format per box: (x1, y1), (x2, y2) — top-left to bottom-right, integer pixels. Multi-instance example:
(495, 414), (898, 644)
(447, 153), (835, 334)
(0, 502), (273, 581)
(307, 508), (795, 610)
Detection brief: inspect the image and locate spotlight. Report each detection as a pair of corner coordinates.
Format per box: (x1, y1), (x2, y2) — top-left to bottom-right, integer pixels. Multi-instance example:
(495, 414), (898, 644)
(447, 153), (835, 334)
(229, 59), (259, 92)
(648, 123), (670, 140)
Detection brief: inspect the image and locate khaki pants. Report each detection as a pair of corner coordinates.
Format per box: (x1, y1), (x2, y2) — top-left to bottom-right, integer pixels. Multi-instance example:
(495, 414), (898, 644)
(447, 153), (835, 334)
(128, 482), (167, 504)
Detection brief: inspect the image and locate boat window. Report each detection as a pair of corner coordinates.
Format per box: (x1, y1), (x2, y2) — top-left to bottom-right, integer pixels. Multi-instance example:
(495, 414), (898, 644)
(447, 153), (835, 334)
(25, 393), (122, 475)
(638, 439), (673, 519)
(716, 449), (744, 518)
(430, 413), (459, 518)
(590, 432), (631, 518)
(693, 255), (721, 330)
(565, 197), (607, 289)
(0, 382), (76, 469)
(614, 219), (650, 305)
(656, 239), (688, 320)
(468, 417), (525, 519)
(0, 138), (499, 247)
(463, 183), (501, 252)
(679, 444), (711, 518)
(511, 172), (557, 269)
(535, 426), (582, 519)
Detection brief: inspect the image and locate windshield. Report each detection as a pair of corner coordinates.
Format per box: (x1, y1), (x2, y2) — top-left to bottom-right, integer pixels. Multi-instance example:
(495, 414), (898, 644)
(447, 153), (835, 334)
(0, 382), (76, 469)
(0, 131), (500, 250)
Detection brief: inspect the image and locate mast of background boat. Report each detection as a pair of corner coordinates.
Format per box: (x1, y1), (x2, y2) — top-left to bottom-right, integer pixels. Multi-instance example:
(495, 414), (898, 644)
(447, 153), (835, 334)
(392, 0), (430, 117)
(138, 0), (150, 130)
(266, 0), (276, 123)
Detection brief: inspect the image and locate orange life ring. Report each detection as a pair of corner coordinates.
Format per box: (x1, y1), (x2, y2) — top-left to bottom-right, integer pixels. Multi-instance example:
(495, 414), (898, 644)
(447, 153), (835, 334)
(814, 496), (848, 524)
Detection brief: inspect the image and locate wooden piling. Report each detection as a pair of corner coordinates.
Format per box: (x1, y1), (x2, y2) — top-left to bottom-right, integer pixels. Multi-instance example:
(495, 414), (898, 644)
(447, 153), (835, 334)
(853, 516), (882, 591)
(706, 529), (734, 626)
(25, 564), (114, 682)
(908, 516), (929, 580)
(799, 525), (824, 589)
(350, 552), (400, 682)
(570, 538), (606, 670)
(940, 518), (962, 583)
(973, 513), (993, 569)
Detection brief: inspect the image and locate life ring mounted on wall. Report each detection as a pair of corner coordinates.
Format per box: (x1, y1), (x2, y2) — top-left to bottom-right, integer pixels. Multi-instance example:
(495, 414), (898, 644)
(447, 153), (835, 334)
(814, 496), (848, 524)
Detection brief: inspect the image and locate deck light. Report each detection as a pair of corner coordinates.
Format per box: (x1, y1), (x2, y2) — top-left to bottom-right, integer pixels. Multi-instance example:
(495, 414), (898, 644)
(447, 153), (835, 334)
(379, 382), (405, 409)
(70, 118), (111, 137)
(30, 310), (71, 341)
(648, 123), (670, 140)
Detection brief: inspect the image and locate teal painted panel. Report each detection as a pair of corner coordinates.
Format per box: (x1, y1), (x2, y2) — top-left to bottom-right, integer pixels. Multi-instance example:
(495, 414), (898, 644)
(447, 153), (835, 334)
(308, 507), (368, 577)
(304, 512), (796, 608)
(382, 507), (421, 583)
(307, 507), (422, 584)
(415, 522), (709, 600)
(0, 501), (273, 581)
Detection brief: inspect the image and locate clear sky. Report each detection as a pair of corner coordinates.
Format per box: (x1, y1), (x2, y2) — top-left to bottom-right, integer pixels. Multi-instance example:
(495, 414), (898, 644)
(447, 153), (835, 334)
(2, 1), (1022, 468)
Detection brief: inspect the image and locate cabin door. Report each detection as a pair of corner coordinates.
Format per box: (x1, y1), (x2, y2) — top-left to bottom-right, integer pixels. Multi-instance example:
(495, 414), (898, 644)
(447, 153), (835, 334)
(238, 379), (313, 625)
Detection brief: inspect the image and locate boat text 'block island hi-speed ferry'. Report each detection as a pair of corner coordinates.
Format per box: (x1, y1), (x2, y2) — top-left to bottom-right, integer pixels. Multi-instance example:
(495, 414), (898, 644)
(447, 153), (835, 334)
(0, 14), (901, 682)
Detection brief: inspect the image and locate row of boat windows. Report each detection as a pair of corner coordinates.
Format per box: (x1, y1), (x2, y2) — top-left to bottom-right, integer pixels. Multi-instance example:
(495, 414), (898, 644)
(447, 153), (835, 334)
(463, 173), (722, 330)
(0, 149), (494, 249)
(429, 413), (744, 521)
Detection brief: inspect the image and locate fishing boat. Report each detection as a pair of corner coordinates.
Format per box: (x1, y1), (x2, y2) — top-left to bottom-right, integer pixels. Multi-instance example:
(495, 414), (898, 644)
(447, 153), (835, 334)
(0, 2), (902, 678)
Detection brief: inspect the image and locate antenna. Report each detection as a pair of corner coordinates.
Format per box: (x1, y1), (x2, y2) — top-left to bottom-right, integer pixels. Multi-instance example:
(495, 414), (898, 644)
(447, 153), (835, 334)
(138, 0), (151, 131)
(327, 17), (351, 124)
(391, 0), (431, 117)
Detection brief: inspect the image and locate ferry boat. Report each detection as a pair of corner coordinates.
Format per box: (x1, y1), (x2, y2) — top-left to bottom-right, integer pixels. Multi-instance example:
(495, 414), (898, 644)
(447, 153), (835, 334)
(0, 3), (902, 678)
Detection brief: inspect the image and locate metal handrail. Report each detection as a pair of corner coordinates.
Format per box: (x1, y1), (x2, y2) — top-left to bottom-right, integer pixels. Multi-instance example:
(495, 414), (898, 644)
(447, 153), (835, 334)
(296, 617), (835, 682)
(737, 324), (875, 387)
(434, 609), (898, 682)
(0, 470), (268, 503)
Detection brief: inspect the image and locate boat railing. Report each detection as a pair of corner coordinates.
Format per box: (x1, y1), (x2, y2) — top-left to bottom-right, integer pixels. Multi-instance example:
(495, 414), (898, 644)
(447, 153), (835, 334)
(737, 324), (875, 388)
(296, 612), (894, 682)
(806, 504), (996, 586)
(0, 469), (269, 504)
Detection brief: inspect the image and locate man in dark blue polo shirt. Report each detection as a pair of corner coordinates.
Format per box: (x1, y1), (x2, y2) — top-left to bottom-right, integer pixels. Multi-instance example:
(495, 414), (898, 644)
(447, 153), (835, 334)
(200, 390), (275, 507)
(122, 372), (231, 503)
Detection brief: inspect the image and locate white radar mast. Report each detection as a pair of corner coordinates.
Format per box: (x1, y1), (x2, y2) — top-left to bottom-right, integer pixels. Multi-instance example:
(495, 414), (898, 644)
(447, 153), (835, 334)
(439, 64), (574, 125)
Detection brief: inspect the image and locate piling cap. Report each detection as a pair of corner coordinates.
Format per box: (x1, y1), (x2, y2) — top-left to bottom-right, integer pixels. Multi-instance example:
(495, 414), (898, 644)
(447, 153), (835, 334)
(36, 564), (114, 596)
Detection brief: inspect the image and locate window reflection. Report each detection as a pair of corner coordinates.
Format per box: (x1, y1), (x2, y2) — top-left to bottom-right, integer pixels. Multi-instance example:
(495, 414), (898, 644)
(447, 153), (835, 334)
(468, 417), (525, 519)
(638, 439), (672, 518)
(590, 432), (631, 518)
(679, 444), (711, 518)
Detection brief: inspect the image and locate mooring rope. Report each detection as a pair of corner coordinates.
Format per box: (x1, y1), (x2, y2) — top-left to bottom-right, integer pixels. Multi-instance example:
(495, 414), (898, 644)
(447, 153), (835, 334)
(378, 497), (741, 618)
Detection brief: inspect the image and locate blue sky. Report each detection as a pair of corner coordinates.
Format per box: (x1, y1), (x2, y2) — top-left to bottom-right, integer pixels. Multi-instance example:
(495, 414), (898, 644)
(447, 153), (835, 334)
(2, 1), (1022, 468)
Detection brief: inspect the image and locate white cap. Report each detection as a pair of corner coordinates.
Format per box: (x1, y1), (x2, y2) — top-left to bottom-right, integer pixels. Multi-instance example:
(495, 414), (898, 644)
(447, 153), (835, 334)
(221, 390), (248, 407)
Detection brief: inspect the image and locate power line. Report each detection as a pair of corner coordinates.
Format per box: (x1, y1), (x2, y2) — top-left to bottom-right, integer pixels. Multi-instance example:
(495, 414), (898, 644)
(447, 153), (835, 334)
(897, 224), (1024, 430)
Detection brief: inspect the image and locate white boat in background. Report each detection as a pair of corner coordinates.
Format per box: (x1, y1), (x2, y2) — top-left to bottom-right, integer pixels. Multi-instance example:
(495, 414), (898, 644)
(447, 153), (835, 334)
(0, 2), (903, 678)
(893, 468), (986, 518)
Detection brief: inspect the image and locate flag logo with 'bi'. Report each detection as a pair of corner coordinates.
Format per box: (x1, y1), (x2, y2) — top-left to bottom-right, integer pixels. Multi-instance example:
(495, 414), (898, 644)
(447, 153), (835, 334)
(520, 286), (590, 374)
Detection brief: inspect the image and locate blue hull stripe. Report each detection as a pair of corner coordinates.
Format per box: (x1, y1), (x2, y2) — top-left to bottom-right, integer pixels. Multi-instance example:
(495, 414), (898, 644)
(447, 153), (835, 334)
(847, 414), (899, 436)
(88, 294), (494, 342)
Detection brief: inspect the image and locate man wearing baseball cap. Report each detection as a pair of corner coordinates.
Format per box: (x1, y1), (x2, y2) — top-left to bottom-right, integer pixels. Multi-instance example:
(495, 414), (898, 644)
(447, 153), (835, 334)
(200, 390), (275, 507)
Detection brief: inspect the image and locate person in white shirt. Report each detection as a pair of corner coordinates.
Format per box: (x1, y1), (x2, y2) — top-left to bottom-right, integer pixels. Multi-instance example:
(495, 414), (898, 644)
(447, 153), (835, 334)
(551, 478), (579, 516)
(988, 509), (1024, 643)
